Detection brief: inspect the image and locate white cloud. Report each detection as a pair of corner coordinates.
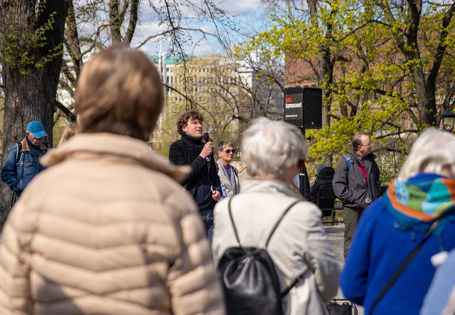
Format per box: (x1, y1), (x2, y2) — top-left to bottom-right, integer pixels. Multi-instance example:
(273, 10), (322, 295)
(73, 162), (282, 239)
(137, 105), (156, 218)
(216, 0), (265, 16)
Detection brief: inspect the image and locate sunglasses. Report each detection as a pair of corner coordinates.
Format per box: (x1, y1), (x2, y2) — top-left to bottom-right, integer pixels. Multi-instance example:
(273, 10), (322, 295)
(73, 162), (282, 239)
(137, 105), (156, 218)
(224, 149), (235, 154)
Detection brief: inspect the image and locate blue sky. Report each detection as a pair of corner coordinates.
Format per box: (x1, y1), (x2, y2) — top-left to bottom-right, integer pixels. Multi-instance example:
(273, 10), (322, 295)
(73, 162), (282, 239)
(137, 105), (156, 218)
(132, 0), (271, 56)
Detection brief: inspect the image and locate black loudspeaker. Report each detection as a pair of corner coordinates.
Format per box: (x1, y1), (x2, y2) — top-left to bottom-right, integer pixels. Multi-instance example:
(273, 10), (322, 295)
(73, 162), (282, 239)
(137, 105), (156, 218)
(302, 87), (322, 129)
(284, 87), (322, 129)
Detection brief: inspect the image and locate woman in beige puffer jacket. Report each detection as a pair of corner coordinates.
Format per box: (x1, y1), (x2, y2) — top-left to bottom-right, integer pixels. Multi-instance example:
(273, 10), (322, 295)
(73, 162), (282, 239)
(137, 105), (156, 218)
(0, 45), (225, 315)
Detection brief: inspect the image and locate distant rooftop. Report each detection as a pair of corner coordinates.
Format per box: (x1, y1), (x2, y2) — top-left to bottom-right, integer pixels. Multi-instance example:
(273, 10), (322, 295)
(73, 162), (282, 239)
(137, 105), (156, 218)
(149, 55), (190, 65)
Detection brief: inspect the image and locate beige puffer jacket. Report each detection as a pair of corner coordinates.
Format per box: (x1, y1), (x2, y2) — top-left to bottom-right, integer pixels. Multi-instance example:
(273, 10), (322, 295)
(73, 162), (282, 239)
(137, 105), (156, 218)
(0, 133), (226, 315)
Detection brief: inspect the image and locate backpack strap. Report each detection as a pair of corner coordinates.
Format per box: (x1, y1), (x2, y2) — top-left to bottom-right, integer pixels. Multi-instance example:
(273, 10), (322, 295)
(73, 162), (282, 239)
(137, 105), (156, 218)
(227, 196), (242, 247)
(344, 154), (352, 172)
(15, 142), (23, 167)
(227, 197), (308, 297)
(265, 200), (300, 248)
(227, 197), (300, 249)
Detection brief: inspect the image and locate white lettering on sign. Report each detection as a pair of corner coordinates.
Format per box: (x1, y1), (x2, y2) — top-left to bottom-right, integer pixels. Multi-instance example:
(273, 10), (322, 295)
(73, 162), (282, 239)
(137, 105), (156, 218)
(285, 114), (298, 118)
(285, 103), (302, 109)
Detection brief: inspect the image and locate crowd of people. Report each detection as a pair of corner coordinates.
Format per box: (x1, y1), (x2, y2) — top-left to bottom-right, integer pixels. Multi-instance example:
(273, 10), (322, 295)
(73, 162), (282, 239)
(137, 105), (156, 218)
(0, 44), (455, 314)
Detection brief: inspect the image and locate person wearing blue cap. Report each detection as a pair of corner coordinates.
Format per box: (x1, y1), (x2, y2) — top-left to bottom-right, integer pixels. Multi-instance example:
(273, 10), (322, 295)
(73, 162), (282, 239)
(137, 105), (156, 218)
(1, 120), (50, 206)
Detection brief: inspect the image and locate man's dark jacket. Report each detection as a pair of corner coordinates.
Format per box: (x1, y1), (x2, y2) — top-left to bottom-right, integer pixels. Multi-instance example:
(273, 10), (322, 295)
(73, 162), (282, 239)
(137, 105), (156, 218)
(309, 166), (335, 208)
(333, 151), (381, 210)
(169, 132), (221, 211)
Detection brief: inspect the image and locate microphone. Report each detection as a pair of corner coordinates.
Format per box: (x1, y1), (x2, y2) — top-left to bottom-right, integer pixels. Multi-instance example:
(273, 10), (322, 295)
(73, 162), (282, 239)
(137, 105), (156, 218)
(203, 133), (210, 162)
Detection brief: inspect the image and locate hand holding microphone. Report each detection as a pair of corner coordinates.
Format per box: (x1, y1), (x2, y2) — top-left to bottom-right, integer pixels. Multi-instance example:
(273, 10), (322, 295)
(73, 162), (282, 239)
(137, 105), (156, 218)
(200, 133), (212, 161)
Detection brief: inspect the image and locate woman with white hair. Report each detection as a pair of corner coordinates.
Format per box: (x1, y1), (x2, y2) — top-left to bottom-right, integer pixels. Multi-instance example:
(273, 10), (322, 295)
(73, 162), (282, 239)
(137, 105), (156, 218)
(340, 127), (455, 315)
(212, 117), (340, 315)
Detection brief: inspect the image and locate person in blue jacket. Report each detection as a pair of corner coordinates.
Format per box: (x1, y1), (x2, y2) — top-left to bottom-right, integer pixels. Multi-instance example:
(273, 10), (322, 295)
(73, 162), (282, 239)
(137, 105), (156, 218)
(340, 127), (455, 315)
(1, 121), (49, 206)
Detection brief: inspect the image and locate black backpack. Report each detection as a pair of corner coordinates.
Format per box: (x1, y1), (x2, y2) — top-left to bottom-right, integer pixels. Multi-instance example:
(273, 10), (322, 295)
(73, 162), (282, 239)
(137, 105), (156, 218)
(218, 197), (306, 315)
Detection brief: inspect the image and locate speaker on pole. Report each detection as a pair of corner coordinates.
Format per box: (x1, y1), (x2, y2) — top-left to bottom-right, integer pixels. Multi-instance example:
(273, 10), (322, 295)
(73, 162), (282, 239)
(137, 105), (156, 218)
(302, 87), (322, 129)
(284, 87), (322, 130)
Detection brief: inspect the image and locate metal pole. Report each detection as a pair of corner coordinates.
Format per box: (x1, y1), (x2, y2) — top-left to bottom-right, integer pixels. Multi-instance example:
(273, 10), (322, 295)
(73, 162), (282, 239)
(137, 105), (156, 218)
(299, 127), (310, 199)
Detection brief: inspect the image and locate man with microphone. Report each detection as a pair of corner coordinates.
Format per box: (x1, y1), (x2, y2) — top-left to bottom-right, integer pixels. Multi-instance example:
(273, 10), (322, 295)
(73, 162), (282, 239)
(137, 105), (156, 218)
(169, 109), (222, 241)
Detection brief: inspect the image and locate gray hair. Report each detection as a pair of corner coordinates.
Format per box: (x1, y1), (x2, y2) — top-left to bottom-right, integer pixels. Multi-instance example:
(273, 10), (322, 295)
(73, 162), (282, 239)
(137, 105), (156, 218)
(217, 141), (234, 152)
(241, 117), (308, 178)
(398, 127), (455, 181)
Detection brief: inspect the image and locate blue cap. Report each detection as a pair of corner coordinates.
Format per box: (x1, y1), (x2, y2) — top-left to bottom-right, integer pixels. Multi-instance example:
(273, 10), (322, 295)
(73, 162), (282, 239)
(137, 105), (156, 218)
(26, 121), (47, 139)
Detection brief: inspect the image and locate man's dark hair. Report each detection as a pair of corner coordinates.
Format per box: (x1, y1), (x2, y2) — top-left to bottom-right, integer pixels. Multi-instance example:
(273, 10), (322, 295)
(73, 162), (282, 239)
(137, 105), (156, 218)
(217, 141), (233, 152)
(177, 110), (204, 133)
(352, 132), (369, 151)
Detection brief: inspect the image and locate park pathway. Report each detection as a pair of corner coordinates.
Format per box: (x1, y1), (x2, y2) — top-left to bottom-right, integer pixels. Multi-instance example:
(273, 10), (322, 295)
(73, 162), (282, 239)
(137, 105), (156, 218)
(325, 224), (364, 315)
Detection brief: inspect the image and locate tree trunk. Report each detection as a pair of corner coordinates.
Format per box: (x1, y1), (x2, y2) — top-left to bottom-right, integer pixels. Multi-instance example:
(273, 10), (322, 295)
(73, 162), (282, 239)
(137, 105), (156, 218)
(308, 0), (333, 126)
(0, 0), (68, 220)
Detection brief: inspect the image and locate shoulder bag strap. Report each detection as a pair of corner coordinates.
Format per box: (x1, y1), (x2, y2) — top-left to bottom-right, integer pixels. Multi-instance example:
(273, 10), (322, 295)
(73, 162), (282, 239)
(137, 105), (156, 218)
(370, 214), (449, 314)
(280, 269), (309, 297)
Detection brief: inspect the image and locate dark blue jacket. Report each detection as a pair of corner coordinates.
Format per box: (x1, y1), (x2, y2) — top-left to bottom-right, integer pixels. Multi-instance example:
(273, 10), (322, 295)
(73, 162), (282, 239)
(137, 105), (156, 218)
(1, 138), (48, 197)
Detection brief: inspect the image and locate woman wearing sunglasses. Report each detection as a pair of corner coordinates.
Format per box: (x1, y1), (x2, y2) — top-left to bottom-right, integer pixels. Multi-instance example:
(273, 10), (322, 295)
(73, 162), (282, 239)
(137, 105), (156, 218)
(216, 141), (241, 199)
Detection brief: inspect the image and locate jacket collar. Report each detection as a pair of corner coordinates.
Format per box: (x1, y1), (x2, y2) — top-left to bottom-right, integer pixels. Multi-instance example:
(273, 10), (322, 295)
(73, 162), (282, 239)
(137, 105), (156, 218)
(241, 177), (303, 200)
(179, 130), (203, 144)
(350, 150), (376, 163)
(40, 133), (190, 183)
(21, 137), (48, 151)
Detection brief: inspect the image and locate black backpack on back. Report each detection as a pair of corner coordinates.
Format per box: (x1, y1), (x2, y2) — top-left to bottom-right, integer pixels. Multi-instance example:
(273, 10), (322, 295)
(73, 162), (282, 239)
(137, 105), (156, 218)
(218, 197), (305, 315)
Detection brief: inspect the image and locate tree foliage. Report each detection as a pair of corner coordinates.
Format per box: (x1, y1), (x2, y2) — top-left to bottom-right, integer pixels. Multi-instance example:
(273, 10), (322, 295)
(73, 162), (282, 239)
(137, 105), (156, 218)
(238, 0), (455, 181)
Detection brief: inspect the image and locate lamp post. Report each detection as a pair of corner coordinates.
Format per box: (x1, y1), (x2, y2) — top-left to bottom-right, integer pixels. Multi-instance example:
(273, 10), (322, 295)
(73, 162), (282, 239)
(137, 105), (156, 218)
(441, 109), (455, 132)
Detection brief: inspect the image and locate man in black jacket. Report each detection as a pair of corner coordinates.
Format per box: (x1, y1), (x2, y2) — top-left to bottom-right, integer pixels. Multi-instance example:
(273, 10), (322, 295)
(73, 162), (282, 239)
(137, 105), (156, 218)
(333, 132), (381, 258)
(169, 110), (222, 240)
(309, 164), (335, 208)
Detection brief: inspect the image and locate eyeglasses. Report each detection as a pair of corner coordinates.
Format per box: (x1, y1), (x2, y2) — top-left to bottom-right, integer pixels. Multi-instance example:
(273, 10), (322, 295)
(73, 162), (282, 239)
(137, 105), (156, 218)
(224, 149), (235, 154)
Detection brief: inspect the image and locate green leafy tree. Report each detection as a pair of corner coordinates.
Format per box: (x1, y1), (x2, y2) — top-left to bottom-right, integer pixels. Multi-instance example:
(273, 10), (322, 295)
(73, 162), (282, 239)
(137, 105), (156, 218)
(238, 0), (455, 182)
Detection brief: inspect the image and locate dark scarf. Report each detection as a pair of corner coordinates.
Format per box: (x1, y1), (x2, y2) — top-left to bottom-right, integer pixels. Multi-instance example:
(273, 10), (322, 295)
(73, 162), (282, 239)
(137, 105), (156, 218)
(179, 131), (203, 144)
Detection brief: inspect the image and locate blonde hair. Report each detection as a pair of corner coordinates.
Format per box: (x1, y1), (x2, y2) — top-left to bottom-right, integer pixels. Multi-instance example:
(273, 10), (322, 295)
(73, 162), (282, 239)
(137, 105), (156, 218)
(75, 44), (164, 140)
(58, 123), (78, 146)
(398, 128), (455, 181)
(241, 117), (308, 178)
